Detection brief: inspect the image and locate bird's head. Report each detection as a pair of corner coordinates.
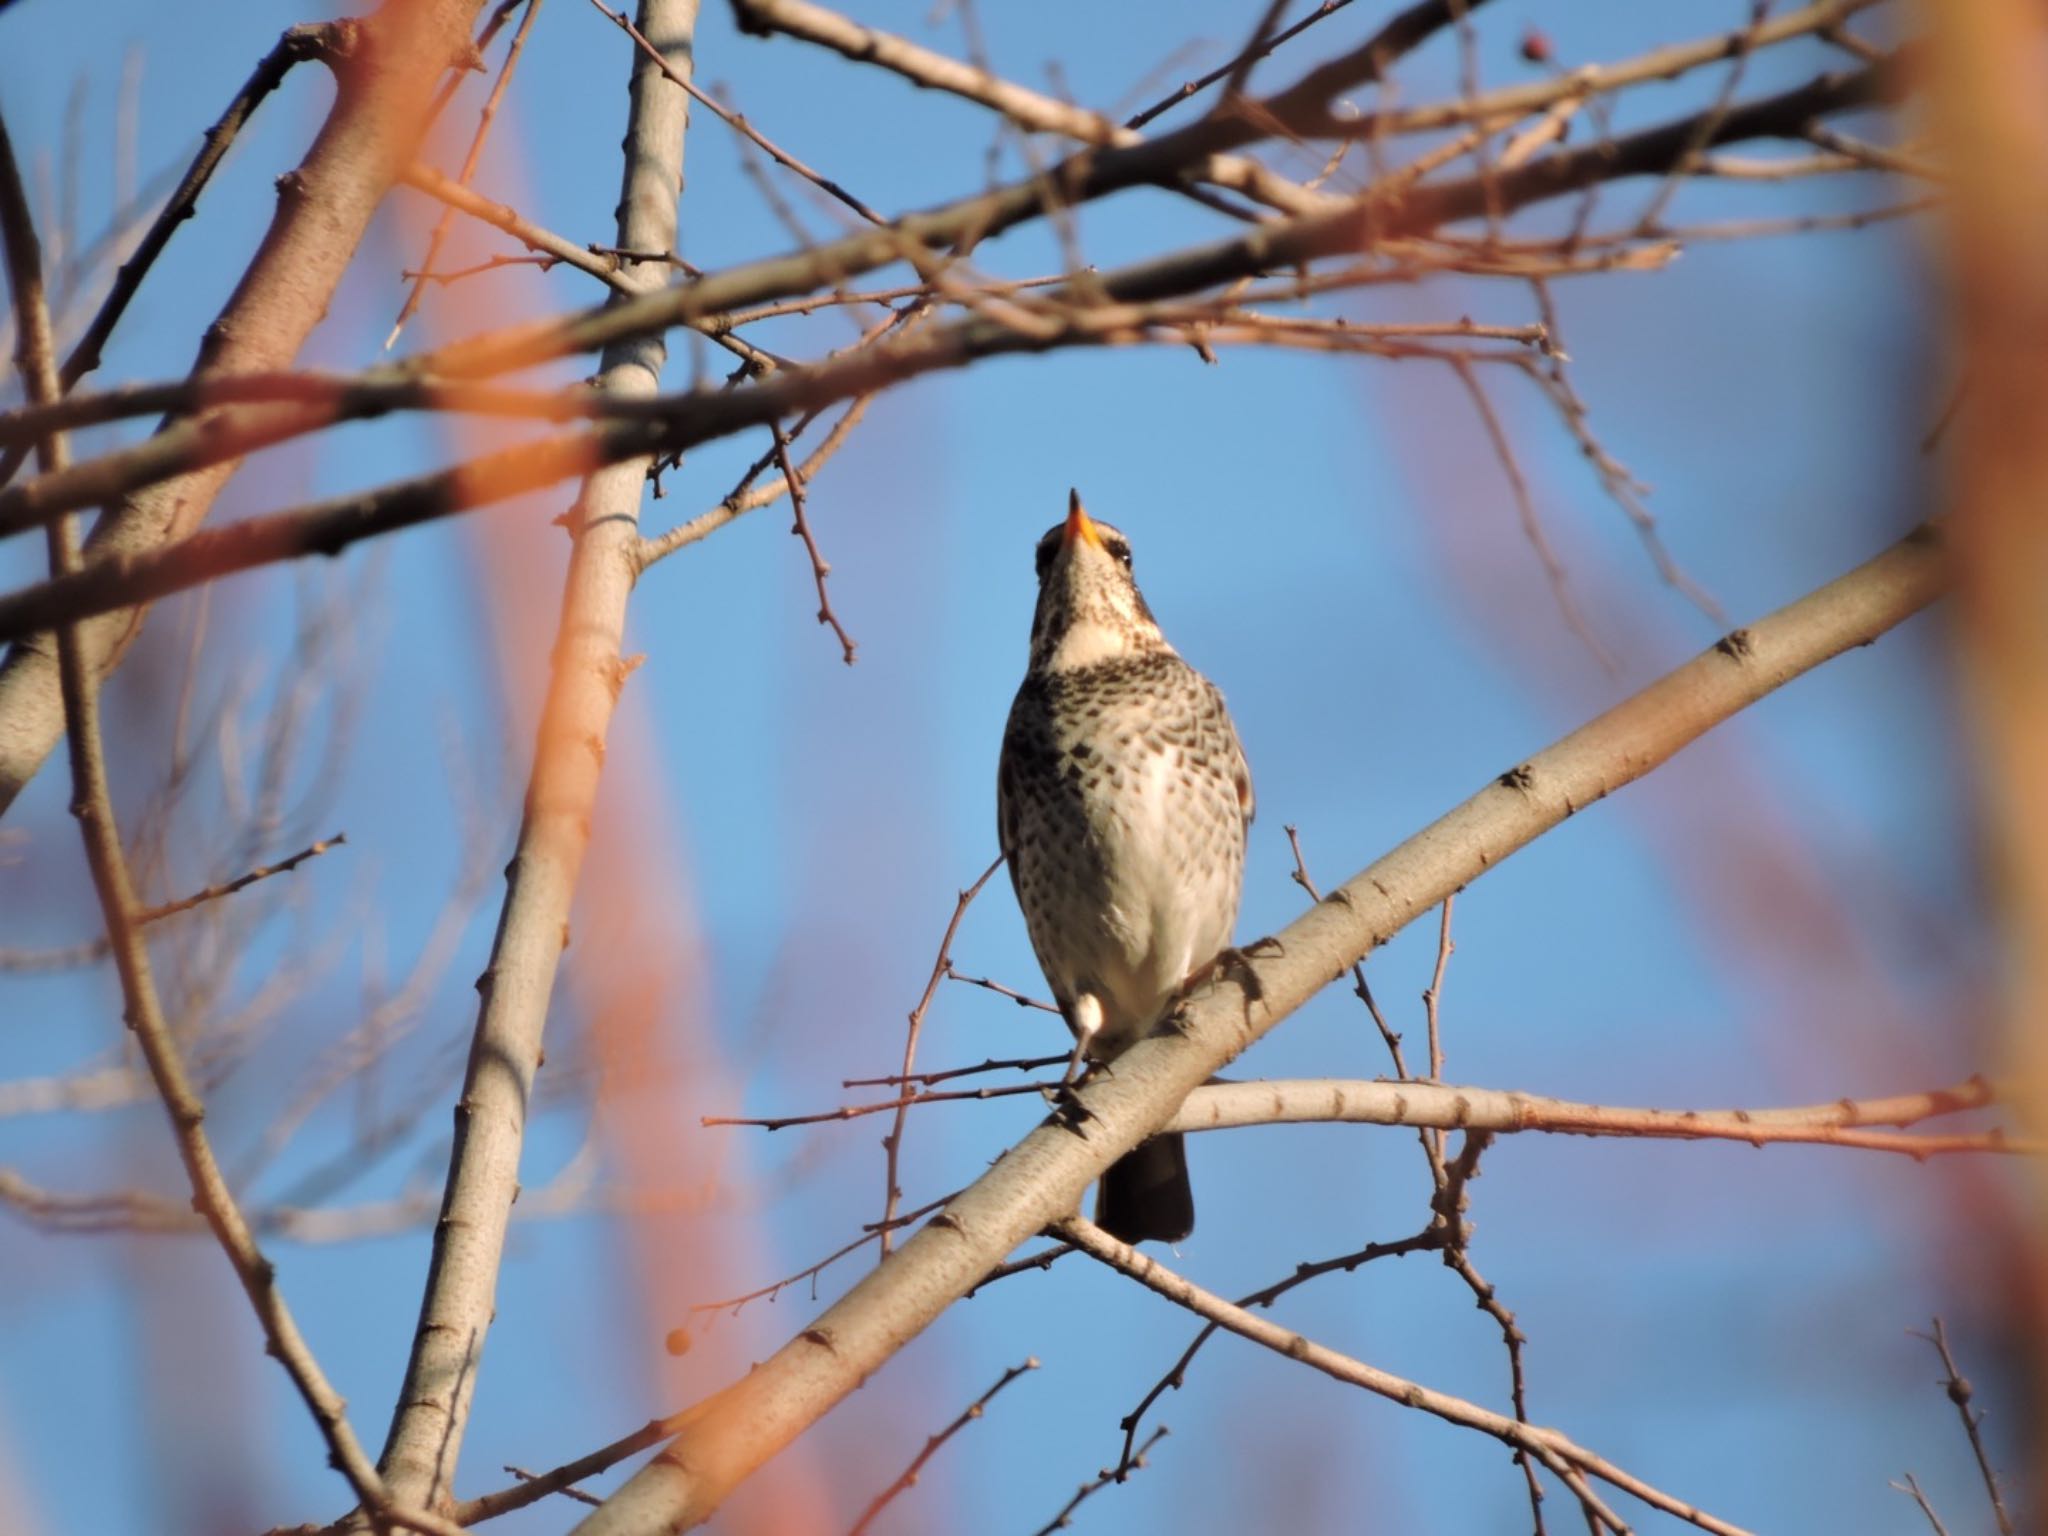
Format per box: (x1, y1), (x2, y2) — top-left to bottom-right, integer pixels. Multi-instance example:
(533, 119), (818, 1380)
(1027, 491), (1168, 673)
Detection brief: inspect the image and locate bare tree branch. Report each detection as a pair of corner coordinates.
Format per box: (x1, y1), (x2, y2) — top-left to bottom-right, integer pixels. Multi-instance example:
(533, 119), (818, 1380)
(0, 48), (1900, 575)
(0, 23), (331, 491)
(565, 519), (1945, 1535)
(368, 0), (702, 1515)
(1058, 1216), (1718, 1534)
(1165, 1076), (2018, 1156)
(0, 0), (489, 819)
(0, 99), (463, 1536)
(845, 1358), (1037, 1536)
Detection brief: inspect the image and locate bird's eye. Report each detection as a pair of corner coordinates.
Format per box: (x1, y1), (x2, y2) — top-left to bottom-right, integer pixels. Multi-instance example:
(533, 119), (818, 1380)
(1034, 540), (1057, 580)
(1107, 541), (1133, 569)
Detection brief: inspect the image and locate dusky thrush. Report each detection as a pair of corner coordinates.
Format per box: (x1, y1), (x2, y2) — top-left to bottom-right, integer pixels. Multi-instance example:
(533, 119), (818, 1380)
(996, 492), (1253, 1243)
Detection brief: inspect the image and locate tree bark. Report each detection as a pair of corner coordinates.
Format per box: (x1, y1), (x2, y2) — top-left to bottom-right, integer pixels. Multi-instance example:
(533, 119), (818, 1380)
(0, 0), (485, 816)
(369, 0), (699, 1513)
(570, 520), (1945, 1536)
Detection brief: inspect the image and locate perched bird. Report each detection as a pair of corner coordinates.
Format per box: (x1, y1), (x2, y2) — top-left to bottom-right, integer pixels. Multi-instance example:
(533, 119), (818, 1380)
(997, 492), (1253, 1244)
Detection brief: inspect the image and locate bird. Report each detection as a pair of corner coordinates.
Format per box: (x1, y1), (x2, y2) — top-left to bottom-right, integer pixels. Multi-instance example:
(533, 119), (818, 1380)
(997, 491), (1253, 1244)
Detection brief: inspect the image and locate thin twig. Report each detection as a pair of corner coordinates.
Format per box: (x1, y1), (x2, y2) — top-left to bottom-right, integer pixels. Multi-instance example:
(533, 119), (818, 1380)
(1432, 1130), (1548, 1531)
(1449, 354), (1616, 672)
(1633, 1), (1774, 235)
(843, 1053), (1066, 1090)
(1063, 1216), (1741, 1535)
(588, 0), (885, 224)
(504, 1464), (602, 1508)
(1519, 276), (1725, 623)
(388, 0), (546, 348)
(964, 1242), (1077, 1298)
(1282, 823), (1409, 1071)
(453, 1419), (682, 1526)
(1422, 894), (1454, 1083)
(771, 419), (857, 663)
(707, 1076), (1053, 1130)
(0, 831), (346, 970)
(685, 1192), (958, 1316)
(1125, 0), (1360, 129)
(1916, 1317), (2015, 1536)
(136, 831), (346, 924)
(846, 1358), (1038, 1536)
(1034, 1427), (1169, 1536)
(1890, 1473), (1953, 1536)
(637, 390), (875, 567)
(942, 965), (1060, 1012)
(875, 855), (1003, 1253)
(1116, 1226), (1447, 1476)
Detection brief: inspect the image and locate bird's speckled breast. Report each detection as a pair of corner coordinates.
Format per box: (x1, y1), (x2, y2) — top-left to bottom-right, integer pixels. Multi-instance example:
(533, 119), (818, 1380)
(998, 650), (1249, 1053)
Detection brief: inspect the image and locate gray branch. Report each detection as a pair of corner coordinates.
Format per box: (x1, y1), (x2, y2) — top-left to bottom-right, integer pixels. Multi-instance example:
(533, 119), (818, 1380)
(367, 0), (701, 1515)
(569, 522), (1946, 1535)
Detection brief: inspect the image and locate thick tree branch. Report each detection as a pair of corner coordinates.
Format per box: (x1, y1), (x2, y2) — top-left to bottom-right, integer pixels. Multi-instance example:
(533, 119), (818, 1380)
(1924, 1), (2048, 1450)
(368, 0), (700, 1515)
(0, 48), (1899, 567)
(0, 0), (487, 820)
(564, 520), (1945, 1535)
(0, 55), (1906, 648)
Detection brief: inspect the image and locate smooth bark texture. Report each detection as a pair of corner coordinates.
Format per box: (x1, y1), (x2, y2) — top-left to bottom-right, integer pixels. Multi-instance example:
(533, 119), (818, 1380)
(1167, 1077), (2011, 1156)
(369, 0), (699, 1514)
(570, 520), (1946, 1535)
(0, 0), (484, 817)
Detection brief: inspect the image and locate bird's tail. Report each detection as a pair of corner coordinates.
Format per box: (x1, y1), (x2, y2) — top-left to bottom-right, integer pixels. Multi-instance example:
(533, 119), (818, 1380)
(1096, 1132), (1194, 1243)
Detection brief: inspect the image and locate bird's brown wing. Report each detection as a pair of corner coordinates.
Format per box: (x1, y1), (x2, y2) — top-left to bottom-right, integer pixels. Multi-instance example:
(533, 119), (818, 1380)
(994, 683), (1039, 902)
(1204, 679), (1254, 831)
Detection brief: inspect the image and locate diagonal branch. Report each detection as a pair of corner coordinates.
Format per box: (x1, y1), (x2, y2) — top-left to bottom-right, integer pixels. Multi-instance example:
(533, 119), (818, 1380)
(0, 23), (331, 494)
(0, 49), (1901, 561)
(731, 0), (1339, 219)
(563, 519), (1946, 1535)
(387, 0), (547, 349)
(1057, 1216), (1727, 1534)
(0, 0), (490, 820)
(0, 54), (1908, 653)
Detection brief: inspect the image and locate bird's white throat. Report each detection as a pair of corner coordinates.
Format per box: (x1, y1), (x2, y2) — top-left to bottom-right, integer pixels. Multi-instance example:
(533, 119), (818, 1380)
(1047, 615), (1163, 673)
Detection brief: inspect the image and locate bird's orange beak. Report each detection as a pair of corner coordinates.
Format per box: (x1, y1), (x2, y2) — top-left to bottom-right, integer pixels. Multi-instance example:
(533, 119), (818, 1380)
(1063, 489), (1103, 550)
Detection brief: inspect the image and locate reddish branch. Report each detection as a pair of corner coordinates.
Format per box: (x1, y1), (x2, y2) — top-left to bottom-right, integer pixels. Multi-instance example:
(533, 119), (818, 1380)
(1165, 1075), (2020, 1157)
(0, 0), (490, 818)
(0, 56), (1905, 655)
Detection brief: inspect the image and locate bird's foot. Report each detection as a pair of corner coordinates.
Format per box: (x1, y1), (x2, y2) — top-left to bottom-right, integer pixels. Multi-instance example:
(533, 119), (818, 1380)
(1181, 938), (1278, 1005)
(1041, 1066), (1100, 1134)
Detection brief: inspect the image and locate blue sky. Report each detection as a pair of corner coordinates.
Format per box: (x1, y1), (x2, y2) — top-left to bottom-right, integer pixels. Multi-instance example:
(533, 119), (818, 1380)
(0, 2), (2019, 1533)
